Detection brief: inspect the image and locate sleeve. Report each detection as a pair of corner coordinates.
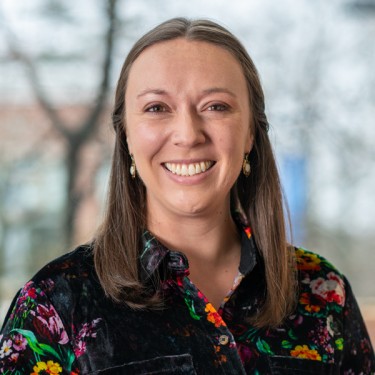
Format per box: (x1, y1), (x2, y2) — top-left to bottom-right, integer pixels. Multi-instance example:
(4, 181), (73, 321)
(341, 276), (375, 374)
(0, 280), (80, 375)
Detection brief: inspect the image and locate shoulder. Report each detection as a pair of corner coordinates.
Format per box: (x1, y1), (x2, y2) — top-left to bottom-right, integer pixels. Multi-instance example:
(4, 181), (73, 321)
(0, 246), (101, 373)
(25, 244), (101, 320)
(294, 247), (343, 277)
(32, 243), (95, 287)
(294, 247), (346, 312)
(3, 244), (103, 330)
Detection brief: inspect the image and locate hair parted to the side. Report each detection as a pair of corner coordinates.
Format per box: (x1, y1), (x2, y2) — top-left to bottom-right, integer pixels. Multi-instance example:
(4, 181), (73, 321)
(94, 17), (297, 327)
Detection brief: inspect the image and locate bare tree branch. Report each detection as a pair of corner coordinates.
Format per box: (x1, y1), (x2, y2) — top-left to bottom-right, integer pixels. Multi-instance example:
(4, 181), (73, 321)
(4, 38), (72, 139)
(78, 0), (118, 144)
(1, 0), (119, 246)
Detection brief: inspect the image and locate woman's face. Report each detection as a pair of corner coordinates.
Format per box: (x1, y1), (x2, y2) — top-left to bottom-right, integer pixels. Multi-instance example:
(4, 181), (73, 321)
(125, 38), (253, 222)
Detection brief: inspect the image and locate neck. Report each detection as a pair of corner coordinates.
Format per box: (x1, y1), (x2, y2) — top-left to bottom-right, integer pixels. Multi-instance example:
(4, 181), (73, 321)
(147, 201), (242, 309)
(147, 205), (239, 266)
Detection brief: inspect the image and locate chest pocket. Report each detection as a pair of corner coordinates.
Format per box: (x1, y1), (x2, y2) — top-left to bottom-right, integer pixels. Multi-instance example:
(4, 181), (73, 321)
(92, 354), (197, 375)
(268, 356), (338, 375)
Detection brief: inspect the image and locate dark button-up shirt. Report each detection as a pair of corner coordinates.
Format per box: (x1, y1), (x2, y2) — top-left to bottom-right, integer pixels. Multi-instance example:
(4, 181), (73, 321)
(1, 221), (374, 374)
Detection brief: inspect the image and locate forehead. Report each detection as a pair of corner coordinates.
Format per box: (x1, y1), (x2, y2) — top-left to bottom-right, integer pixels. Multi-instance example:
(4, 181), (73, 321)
(136, 37), (237, 62)
(126, 38), (247, 95)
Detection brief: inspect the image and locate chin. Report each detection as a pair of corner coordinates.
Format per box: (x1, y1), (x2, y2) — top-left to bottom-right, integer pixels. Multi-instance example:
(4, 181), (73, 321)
(165, 196), (203, 215)
(170, 197), (220, 218)
(174, 204), (206, 217)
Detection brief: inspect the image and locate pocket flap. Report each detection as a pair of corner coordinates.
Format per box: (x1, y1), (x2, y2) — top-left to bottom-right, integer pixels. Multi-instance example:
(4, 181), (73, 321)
(268, 356), (337, 375)
(93, 353), (197, 374)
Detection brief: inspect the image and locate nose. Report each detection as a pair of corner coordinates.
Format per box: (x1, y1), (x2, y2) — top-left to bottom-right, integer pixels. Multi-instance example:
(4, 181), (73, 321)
(171, 109), (206, 147)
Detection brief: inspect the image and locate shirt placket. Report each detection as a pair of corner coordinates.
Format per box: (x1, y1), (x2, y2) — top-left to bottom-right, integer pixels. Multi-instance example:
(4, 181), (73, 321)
(167, 251), (247, 374)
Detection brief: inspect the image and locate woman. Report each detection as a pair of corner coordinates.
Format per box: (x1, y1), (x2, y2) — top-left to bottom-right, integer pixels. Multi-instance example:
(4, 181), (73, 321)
(1, 18), (374, 375)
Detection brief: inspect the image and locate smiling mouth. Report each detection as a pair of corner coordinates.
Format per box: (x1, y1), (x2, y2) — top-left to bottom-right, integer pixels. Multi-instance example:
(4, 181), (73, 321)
(164, 161), (214, 176)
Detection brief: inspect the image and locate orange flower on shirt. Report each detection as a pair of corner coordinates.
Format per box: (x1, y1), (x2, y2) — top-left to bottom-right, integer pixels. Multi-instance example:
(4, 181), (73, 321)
(31, 360), (62, 375)
(244, 226), (252, 238)
(205, 303), (226, 328)
(299, 292), (326, 313)
(296, 249), (321, 271)
(291, 345), (322, 361)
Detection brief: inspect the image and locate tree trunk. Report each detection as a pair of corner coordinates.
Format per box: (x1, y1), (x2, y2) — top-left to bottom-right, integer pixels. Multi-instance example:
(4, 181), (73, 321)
(65, 143), (80, 246)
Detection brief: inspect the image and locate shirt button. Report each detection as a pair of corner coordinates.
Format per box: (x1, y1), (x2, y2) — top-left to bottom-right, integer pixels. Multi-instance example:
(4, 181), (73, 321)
(219, 335), (229, 345)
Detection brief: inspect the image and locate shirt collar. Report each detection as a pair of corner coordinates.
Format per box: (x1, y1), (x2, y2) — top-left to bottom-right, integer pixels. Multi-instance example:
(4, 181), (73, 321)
(140, 231), (189, 281)
(140, 214), (258, 282)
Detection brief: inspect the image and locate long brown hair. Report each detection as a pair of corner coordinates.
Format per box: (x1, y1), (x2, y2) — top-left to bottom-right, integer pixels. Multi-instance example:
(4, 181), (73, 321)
(94, 17), (296, 327)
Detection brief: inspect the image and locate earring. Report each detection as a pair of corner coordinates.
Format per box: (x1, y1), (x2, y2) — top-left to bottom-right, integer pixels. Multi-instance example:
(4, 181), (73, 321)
(130, 154), (136, 179)
(242, 153), (251, 177)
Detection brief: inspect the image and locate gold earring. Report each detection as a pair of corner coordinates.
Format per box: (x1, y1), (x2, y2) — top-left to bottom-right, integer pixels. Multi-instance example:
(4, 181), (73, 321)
(242, 153), (251, 177)
(130, 154), (136, 179)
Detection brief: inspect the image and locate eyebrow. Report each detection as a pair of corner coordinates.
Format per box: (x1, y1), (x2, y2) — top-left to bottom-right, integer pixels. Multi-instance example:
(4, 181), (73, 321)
(136, 87), (237, 99)
(137, 89), (167, 98)
(201, 87), (237, 98)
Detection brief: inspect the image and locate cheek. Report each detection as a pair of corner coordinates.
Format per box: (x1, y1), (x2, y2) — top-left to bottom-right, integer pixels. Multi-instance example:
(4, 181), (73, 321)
(131, 129), (154, 148)
(217, 130), (247, 158)
(126, 122), (167, 163)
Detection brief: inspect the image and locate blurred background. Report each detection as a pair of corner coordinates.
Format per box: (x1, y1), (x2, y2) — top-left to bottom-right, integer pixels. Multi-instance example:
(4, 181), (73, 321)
(0, 0), (374, 342)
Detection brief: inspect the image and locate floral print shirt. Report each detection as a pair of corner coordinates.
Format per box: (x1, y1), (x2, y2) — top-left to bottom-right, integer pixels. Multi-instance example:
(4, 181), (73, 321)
(0, 222), (374, 374)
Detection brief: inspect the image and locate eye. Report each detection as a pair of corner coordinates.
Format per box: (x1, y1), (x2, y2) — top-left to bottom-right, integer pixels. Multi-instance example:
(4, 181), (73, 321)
(207, 103), (228, 111)
(145, 104), (167, 113)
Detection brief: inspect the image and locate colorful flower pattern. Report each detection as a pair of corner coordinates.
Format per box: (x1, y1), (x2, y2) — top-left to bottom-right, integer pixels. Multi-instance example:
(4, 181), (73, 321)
(0, 279), (100, 374)
(310, 272), (345, 306)
(290, 344), (322, 361)
(205, 303), (226, 328)
(31, 360), (63, 374)
(0, 231), (374, 374)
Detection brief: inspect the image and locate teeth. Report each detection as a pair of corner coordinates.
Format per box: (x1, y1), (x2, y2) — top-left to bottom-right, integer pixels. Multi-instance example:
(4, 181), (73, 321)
(165, 161), (213, 176)
(188, 164), (195, 176)
(195, 163), (201, 174)
(181, 165), (188, 176)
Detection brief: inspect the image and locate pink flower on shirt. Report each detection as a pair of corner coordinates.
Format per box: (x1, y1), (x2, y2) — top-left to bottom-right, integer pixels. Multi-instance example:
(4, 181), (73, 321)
(310, 272), (345, 306)
(31, 304), (69, 344)
(12, 334), (27, 351)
